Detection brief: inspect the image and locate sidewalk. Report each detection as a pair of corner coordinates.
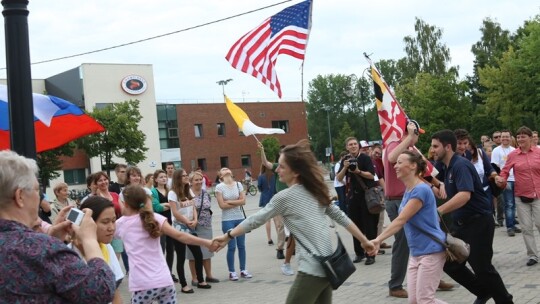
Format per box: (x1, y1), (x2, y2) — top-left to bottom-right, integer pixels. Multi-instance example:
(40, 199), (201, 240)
(118, 183), (540, 303)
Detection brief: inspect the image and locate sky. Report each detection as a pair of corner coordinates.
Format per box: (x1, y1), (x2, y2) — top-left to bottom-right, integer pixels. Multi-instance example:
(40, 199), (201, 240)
(0, 0), (538, 104)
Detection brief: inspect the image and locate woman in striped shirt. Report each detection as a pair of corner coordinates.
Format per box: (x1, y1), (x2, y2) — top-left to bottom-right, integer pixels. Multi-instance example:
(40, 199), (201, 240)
(215, 139), (374, 304)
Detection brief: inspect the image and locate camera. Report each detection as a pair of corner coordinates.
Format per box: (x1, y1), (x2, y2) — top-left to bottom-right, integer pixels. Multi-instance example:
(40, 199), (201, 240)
(345, 155), (357, 171)
(66, 208), (84, 226)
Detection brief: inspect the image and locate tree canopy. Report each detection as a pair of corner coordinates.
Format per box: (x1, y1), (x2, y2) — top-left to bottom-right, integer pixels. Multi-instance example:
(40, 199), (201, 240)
(78, 100), (148, 175)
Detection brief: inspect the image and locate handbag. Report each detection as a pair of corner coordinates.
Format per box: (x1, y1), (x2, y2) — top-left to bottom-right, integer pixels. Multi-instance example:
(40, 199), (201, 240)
(295, 220), (356, 290)
(354, 174), (385, 214)
(410, 215), (470, 264)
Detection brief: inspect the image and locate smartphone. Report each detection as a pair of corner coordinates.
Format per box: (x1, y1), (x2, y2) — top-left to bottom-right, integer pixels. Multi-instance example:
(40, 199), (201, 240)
(66, 208), (84, 226)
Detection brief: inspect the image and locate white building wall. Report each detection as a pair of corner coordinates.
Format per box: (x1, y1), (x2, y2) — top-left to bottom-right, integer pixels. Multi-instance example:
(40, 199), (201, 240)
(80, 63), (161, 177)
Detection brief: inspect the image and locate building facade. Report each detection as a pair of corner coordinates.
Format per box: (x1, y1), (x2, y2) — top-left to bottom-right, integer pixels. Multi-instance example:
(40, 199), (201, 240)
(175, 101), (308, 181)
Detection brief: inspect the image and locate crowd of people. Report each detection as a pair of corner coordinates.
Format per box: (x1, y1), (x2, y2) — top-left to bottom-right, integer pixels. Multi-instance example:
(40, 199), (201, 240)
(1, 123), (538, 304)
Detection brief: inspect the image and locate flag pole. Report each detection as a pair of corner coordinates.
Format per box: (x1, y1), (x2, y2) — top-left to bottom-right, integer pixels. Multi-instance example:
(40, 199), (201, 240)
(363, 52), (408, 119)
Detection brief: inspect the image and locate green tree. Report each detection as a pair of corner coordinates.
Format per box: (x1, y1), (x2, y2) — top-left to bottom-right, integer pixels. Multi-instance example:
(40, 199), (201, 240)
(259, 136), (281, 163)
(397, 72), (472, 152)
(479, 16), (540, 131)
(468, 17), (512, 113)
(333, 121), (356, 155)
(306, 74), (373, 160)
(401, 17), (454, 80)
(36, 143), (75, 192)
(78, 100), (148, 176)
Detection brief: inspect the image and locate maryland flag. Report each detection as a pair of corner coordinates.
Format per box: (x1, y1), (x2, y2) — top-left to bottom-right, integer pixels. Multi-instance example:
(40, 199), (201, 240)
(225, 96), (285, 136)
(370, 66), (409, 147)
(368, 62), (436, 177)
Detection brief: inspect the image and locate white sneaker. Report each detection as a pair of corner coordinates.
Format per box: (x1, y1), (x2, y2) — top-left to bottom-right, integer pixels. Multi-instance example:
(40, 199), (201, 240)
(281, 263), (295, 276)
(240, 270), (252, 279)
(229, 272), (239, 281)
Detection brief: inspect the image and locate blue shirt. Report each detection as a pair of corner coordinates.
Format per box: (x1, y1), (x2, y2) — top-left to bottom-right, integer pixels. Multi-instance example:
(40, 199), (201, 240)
(258, 174), (276, 207)
(443, 154), (492, 223)
(400, 183), (446, 257)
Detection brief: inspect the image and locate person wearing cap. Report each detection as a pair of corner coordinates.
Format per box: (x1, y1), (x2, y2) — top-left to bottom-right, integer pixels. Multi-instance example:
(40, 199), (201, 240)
(383, 121), (453, 298)
(337, 137), (379, 266)
(359, 140), (371, 154)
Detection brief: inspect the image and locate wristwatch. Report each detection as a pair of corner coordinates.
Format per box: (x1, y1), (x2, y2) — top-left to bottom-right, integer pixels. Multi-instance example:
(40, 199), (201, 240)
(227, 229), (234, 239)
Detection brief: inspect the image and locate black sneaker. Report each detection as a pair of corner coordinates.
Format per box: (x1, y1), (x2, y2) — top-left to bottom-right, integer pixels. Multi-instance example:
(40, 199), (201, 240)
(526, 259), (538, 266)
(171, 274), (179, 283)
(276, 249), (285, 259)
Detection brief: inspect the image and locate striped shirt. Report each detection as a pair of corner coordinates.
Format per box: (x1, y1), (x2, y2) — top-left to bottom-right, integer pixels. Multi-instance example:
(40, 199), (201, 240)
(240, 184), (351, 277)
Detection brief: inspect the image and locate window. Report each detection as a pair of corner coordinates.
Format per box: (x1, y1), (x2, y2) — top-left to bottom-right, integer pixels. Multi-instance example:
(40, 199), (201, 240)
(95, 103), (113, 109)
(217, 123), (225, 136)
(157, 104), (178, 149)
(220, 156), (229, 168)
(194, 124), (203, 138)
(272, 120), (289, 133)
(64, 169), (86, 185)
(241, 155), (251, 167)
(168, 128), (178, 138)
(197, 158), (207, 171)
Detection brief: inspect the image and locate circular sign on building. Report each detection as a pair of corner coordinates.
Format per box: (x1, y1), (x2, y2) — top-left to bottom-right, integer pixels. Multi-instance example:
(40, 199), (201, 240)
(121, 75), (147, 95)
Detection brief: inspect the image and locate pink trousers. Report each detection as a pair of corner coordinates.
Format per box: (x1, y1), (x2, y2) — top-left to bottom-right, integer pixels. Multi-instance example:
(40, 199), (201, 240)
(407, 251), (448, 304)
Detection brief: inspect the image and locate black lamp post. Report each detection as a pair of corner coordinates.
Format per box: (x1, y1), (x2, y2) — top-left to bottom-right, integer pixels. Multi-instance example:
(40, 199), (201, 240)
(2, 0), (35, 158)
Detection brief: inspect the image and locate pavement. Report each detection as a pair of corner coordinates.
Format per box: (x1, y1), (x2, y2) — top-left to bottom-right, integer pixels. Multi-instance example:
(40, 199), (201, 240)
(118, 182), (540, 304)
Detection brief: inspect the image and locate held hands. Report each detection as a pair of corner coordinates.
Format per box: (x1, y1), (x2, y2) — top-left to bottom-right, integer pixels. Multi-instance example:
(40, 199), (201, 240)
(366, 239), (380, 256)
(212, 234), (231, 251)
(495, 176), (507, 189)
(361, 240), (375, 254)
(207, 239), (222, 253)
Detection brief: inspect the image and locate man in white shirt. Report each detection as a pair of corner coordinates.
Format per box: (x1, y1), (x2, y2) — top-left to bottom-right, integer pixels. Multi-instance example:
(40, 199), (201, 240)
(491, 130), (521, 236)
(165, 162), (175, 189)
(334, 151), (348, 213)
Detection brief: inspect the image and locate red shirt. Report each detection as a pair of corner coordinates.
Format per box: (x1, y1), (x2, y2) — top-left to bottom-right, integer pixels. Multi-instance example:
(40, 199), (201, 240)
(500, 145), (540, 199)
(383, 141), (406, 197)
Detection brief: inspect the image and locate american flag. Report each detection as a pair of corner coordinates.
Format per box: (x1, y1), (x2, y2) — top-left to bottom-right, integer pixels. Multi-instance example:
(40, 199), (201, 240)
(225, 0), (312, 98)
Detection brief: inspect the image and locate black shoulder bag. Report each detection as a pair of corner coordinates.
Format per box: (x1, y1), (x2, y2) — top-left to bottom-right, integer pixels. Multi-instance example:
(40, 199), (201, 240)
(295, 220), (356, 290)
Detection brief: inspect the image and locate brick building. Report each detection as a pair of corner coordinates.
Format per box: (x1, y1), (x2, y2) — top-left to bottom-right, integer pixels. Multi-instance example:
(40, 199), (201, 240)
(175, 101), (308, 181)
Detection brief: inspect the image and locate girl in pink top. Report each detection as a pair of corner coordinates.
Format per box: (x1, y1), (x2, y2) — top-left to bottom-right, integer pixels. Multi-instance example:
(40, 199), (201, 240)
(115, 185), (217, 304)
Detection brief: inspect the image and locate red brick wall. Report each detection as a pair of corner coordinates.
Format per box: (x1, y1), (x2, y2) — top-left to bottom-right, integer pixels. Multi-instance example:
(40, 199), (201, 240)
(59, 149), (90, 170)
(177, 101), (308, 180)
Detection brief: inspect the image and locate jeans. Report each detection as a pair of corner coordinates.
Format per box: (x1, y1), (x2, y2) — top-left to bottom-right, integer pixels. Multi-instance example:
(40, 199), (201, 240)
(222, 219), (247, 272)
(335, 186), (347, 214)
(502, 182), (517, 230)
(444, 214), (513, 303)
(385, 199), (409, 290)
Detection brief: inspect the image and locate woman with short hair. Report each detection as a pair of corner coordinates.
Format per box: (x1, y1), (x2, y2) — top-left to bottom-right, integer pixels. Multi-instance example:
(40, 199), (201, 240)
(51, 182), (77, 220)
(0, 150), (115, 302)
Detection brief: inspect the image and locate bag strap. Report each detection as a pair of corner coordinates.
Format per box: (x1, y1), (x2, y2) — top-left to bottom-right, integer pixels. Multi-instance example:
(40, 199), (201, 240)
(408, 220), (448, 248)
(351, 173), (369, 190)
(197, 190), (205, 218)
(294, 217), (340, 260)
(236, 182), (247, 218)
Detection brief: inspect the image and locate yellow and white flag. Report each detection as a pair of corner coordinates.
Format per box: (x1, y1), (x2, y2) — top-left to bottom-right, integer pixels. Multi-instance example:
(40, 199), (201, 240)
(225, 96), (285, 136)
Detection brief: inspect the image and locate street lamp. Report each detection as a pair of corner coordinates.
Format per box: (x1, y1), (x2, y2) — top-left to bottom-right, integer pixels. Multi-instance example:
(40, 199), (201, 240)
(324, 106), (333, 163)
(216, 79), (233, 96)
(344, 72), (370, 142)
